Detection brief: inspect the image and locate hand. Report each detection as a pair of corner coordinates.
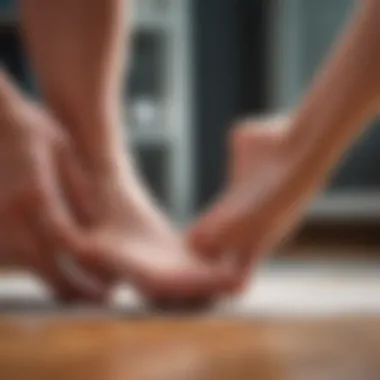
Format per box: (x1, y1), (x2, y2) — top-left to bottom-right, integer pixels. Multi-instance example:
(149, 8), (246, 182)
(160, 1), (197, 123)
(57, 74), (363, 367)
(20, 0), (235, 301)
(187, 116), (322, 292)
(0, 74), (107, 302)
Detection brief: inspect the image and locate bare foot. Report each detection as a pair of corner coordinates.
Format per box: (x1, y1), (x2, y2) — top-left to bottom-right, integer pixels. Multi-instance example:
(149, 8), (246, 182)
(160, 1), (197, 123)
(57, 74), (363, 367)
(75, 166), (236, 300)
(187, 116), (326, 290)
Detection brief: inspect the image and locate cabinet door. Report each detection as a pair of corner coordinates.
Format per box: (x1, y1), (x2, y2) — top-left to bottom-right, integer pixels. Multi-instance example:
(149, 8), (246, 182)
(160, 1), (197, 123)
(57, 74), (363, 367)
(272, 0), (380, 193)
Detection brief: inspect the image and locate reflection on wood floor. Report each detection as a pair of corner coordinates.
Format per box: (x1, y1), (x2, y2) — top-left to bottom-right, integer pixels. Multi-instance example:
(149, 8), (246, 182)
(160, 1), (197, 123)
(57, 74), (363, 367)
(1, 258), (380, 380)
(0, 315), (379, 380)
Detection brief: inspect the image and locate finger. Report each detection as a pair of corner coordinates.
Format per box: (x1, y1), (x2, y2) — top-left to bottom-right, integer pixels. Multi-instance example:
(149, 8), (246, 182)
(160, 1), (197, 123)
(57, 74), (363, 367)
(24, 209), (112, 302)
(35, 253), (108, 303)
(187, 190), (243, 258)
(30, 143), (84, 252)
(74, 254), (117, 286)
(16, 213), (107, 303)
(55, 139), (117, 284)
(0, 217), (32, 268)
(3, 214), (40, 262)
(55, 139), (98, 225)
(55, 142), (117, 284)
(42, 252), (109, 303)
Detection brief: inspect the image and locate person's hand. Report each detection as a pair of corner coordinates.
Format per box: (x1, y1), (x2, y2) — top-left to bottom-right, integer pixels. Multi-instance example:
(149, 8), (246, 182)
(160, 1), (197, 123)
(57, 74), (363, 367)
(0, 73), (107, 301)
(187, 116), (324, 292)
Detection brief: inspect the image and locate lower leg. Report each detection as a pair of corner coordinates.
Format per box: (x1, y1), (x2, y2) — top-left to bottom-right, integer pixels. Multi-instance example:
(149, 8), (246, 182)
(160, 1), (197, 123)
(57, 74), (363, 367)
(189, 0), (380, 290)
(21, 0), (235, 298)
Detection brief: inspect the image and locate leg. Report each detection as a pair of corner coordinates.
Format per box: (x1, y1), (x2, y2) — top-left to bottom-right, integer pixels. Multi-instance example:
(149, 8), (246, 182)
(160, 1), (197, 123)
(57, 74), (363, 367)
(189, 0), (380, 290)
(20, 0), (235, 299)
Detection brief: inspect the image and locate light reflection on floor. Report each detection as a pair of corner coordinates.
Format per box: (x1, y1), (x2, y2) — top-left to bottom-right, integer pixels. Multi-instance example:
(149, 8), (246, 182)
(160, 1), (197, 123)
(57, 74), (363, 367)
(1, 259), (380, 317)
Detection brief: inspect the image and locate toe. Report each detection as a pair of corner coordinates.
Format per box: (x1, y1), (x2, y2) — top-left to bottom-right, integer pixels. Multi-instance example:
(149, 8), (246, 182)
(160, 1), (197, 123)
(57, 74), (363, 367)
(187, 191), (244, 255)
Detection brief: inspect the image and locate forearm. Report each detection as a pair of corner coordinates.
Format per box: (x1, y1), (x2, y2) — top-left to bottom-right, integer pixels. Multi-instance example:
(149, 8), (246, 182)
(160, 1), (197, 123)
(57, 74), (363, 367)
(285, 0), (380, 177)
(20, 0), (130, 174)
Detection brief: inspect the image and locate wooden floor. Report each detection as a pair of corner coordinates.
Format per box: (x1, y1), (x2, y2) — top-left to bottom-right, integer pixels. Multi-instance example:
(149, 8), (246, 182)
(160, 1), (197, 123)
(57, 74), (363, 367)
(0, 315), (379, 380)
(1, 260), (380, 380)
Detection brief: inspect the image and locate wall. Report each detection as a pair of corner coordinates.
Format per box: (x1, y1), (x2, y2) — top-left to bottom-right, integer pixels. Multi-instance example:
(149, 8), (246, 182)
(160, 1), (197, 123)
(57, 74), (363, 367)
(192, 0), (268, 210)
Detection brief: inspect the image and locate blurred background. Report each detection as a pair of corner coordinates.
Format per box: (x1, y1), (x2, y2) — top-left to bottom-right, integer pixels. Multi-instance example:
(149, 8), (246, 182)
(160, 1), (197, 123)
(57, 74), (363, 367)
(1, 0), (380, 259)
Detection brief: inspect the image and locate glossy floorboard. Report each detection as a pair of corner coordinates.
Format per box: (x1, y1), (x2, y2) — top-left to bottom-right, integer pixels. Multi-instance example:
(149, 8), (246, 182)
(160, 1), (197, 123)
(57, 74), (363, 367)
(1, 263), (380, 380)
(0, 314), (379, 380)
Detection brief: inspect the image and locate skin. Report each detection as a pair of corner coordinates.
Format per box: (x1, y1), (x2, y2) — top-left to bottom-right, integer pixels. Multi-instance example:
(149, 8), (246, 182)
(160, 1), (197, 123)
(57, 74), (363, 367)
(0, 70), (105, 301)
(20, 0), (237, 300)
(188, 0), (380, 291)
(3, 0), (380, 302)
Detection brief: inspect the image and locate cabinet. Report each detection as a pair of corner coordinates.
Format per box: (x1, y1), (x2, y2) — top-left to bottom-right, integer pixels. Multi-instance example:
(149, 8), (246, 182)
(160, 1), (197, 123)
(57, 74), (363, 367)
(127, 0), (194, 222)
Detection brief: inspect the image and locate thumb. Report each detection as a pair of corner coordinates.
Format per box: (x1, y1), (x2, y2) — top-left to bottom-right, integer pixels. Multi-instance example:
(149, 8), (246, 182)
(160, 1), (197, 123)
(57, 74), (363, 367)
(56, 140), (118, 283)
(31, 144), (85, 253)
(187, 191), (240, 260)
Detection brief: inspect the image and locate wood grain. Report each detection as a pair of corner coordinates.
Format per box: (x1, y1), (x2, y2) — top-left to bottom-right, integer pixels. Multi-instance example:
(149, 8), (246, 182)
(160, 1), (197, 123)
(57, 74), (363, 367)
(0, 315), (379, 380)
